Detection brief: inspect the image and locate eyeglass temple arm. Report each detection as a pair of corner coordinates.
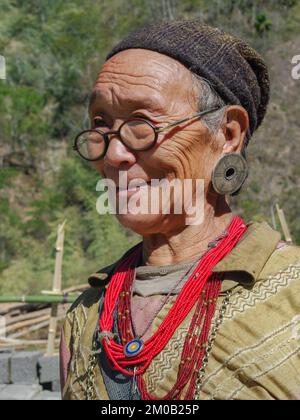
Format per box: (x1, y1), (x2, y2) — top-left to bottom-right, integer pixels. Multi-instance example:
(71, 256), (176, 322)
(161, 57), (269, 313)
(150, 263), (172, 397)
(155, 106), (221, 133)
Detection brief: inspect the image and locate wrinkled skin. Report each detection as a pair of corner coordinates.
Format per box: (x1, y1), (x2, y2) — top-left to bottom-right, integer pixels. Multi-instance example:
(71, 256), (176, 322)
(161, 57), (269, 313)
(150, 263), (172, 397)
(89, 49), (249, 265)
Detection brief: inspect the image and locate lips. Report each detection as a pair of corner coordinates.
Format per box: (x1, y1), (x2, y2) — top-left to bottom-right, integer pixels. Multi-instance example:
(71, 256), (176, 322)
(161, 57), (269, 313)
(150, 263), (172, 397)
(116, 180), (150, 192)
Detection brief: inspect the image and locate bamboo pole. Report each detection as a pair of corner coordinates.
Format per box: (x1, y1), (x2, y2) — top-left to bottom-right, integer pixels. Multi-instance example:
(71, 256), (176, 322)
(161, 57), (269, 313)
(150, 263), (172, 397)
(53, 220), (66, 293)
(5, 308), (50, 326)
(10, 321), (51, 339)
(0, 294), (78, 304)
(6, 315), (49, 334)
(275, 204), (293, 243)
(46, 220), (66, 356)
(0, 303), (46, 317)
(10, 315), (65, 339)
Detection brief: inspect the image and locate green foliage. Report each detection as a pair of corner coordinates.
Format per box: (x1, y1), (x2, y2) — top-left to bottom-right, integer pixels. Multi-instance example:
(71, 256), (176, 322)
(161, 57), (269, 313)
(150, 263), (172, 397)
(0, 167), (18, 188)
(255, 13), (272, 33)
(0, 0), (299, 294)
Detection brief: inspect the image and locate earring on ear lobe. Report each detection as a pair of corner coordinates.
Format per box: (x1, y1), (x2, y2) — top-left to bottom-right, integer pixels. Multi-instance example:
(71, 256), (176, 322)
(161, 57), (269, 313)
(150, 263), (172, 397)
(211, 153), (248, 195)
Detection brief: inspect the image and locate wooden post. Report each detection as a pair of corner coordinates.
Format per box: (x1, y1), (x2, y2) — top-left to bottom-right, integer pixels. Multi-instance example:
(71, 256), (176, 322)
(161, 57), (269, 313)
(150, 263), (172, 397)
(46, 220), (66, 356)
(275, 204), (293, 244)
(0, 55), (6, 80)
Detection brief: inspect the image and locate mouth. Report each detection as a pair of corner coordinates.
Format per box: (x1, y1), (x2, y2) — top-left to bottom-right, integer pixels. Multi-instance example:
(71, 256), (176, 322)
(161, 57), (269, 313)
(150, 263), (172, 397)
(116, 180), (151, 193)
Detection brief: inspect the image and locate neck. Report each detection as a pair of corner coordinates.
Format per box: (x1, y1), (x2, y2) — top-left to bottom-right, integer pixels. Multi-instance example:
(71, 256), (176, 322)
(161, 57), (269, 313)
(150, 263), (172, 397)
(142, 196), (233, 266)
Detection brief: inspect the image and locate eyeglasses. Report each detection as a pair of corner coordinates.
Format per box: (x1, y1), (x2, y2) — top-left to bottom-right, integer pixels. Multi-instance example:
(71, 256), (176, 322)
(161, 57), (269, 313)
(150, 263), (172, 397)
(73, 106), (220, 161)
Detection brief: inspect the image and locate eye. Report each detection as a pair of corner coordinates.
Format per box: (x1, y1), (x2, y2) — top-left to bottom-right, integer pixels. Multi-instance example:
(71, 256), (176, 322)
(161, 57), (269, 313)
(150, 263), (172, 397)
(93, 117), (108, 128)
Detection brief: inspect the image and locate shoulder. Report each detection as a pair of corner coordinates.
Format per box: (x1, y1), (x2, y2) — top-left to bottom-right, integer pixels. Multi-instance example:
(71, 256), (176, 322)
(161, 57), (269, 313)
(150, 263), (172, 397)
(248, 241), (300, 321)
(64, 264), (114, 324)
(67, 287), (103, 315)
(259, 241), (300, 281)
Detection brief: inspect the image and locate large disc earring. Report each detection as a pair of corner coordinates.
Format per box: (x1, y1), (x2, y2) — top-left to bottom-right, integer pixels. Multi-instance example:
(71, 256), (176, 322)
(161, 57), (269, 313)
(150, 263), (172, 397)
(211, 153), (248, 195)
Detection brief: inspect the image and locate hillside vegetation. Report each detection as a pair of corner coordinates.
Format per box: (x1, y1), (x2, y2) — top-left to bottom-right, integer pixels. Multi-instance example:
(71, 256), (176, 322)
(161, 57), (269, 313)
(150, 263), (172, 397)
(0, 0), (299, 294)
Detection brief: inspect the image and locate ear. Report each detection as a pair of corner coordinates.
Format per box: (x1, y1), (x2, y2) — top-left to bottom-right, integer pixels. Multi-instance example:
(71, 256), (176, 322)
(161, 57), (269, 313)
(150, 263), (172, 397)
(221, 105), (249, 154)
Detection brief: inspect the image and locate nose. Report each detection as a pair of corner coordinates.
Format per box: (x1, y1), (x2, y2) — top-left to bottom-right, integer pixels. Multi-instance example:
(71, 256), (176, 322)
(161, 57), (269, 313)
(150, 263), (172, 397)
(103, 132), (136, 169)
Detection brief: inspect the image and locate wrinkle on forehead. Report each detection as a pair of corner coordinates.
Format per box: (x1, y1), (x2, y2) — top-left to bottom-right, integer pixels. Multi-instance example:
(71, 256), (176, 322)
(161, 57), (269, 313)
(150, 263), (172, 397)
(89, 82), (165, 115)
(96, 74), (162, 94)
(97, 69), (161, 90)
(90, 49), (196, 114)
(100, 49), (187, 84)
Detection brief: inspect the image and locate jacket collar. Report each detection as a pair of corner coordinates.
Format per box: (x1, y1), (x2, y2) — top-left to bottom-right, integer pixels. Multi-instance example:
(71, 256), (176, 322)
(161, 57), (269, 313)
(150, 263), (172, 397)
(88, 221), (281, 291)
(213, 220), (281, 292)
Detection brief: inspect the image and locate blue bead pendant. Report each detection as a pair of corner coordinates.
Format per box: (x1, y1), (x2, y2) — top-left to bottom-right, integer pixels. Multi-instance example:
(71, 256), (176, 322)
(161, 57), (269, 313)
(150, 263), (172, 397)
(124, 339), (144, 357)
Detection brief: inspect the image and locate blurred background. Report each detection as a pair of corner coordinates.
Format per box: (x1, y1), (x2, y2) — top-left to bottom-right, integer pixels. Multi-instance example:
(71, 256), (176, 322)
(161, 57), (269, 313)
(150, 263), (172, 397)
(0, 0), (300, 296)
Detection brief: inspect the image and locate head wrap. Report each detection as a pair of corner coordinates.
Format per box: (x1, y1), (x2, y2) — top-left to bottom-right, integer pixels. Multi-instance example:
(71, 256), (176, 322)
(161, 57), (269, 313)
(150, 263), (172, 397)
(106, 20), (270, 146)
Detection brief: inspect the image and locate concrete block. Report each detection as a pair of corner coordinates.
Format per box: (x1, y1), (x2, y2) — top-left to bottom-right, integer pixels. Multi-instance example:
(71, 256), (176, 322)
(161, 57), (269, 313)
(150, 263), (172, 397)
(34, 391), (61, 401)
(11, 351), (42, 384)
(51, 379), (61, 393)
(0, 384), (42, 400)
(38, 355), (59, 384)
(0, 353), (11, 384)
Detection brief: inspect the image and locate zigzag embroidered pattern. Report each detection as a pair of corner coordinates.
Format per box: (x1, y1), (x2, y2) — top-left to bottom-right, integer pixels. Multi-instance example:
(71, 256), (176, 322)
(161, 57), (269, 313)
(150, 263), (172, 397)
(70, 305), (91, 399)
(225, 262), (300, 320)
(145, 327), (187, 394)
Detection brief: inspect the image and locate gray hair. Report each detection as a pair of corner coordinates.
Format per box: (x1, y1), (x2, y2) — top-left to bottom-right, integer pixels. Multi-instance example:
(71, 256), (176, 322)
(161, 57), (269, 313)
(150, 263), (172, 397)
(191, 72), (249, 195)
(191, 73), (227, 135)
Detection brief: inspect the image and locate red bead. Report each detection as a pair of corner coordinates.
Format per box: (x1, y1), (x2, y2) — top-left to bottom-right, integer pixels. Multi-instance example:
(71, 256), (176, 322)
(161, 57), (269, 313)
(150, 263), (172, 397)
(98, 215), (247, 400)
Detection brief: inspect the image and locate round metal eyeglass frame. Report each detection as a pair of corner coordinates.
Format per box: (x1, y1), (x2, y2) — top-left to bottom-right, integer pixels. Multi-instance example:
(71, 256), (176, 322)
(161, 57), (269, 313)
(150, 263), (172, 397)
(73, 106), (220, 161)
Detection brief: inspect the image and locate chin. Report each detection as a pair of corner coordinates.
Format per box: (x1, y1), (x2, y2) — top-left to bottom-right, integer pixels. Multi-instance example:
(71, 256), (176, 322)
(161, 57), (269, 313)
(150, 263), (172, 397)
(115, 212), (186, 236)
(115, 213), (162, 235)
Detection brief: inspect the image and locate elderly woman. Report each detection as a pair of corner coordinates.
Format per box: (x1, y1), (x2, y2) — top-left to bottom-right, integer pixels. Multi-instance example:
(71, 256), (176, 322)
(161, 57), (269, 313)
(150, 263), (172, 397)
(60, 21), (300, 400)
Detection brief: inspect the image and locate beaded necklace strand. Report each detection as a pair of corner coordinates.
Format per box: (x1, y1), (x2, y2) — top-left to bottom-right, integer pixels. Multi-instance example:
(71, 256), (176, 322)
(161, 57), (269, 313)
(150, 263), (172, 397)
(129, 217), (235, 343)
(99, 214), (248, 393)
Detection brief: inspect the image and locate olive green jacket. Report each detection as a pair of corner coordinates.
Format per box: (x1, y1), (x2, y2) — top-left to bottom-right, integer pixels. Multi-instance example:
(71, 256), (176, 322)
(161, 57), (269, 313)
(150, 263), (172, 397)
(61, 220), (300, 400)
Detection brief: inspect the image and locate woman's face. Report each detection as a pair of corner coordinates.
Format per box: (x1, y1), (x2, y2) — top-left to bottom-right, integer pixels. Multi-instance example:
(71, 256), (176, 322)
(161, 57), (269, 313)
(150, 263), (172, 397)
(89, 49), (222, 236)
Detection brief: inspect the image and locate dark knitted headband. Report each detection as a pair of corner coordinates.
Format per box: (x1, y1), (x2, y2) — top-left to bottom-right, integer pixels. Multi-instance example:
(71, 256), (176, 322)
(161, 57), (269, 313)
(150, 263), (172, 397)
(106, 20), (270, 146)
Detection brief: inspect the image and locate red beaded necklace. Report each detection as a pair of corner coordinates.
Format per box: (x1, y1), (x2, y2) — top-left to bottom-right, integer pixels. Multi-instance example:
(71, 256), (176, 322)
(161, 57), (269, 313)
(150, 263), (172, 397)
(99, 215), (248, 393)
(123, 271), (223, 399)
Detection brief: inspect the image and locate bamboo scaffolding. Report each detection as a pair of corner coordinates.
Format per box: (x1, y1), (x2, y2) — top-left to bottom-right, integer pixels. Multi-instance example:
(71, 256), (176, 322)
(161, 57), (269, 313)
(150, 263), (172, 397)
(46, 220), (66, 356)
(0, 303), (47, 317)
(6, 315), (50, 335)
(1, 307), (65, 350)
(10, 321), (51, 339)
(0, 294), (78, 304)
(10, 315), (65, 339)
(5, 308), (50, 327)
(0, 220), (90, 351)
